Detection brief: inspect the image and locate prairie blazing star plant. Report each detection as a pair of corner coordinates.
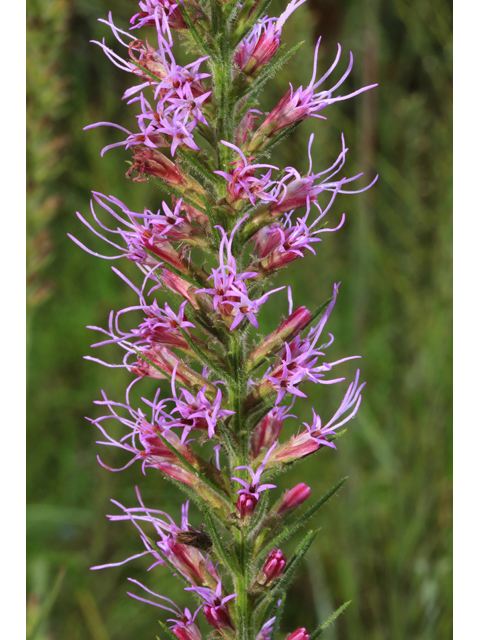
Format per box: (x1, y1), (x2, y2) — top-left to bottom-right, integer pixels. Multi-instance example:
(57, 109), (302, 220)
(72, 1), (377, 638)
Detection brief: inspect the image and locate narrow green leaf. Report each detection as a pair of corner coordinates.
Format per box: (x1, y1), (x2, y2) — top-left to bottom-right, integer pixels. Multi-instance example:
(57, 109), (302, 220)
(159, 619), (185, 640)
(175, 147), (221, 188)
(159, 435), (231, 509)
(147, 175), (206, 213)
(176, 4), (213, 57)
(303, 296), (335, 332)
(198, 499), (238, 574)
(236, 41), (304, 101)
(155, 548), (192, 588)
(247, 490), (270, 542)
(270, 596), (285, 640)
(27, 566), (66, 640)
(309, 601), (351, 640)
(259, 478), (347, 558)
(143, 247), (201, 287)
(179, 328), (235, 386)
(258, 530), (317, 624)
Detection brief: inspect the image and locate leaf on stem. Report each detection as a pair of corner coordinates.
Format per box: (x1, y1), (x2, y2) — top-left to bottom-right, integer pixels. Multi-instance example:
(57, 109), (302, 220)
(259, 478), (347, 558)
(309, 601), (351, 639)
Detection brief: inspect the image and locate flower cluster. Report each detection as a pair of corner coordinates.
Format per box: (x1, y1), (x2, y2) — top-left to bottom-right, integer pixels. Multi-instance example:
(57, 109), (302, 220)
(75, 1), (376, 638)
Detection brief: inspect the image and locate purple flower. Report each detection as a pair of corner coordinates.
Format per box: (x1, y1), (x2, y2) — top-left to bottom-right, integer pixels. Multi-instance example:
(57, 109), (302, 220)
(214, 141), (278, 206)
(303, 369), (365, 449)
(92, 489), (216, 585)
(169, 366), (235, 442)
(256, 617), (277, 640)
(232, 441), (278, 500)
(157, 113), (201, 156)
(234, 0), (308, 76)
(252, 37), (377, 138)
(130, 0), (187, 33)
(89, 384), (197, 473)
(126, 578), (203, 640)
(262, 283), (361, 404)
(185, 581), (237, 630)
(197, 217), (284, 330)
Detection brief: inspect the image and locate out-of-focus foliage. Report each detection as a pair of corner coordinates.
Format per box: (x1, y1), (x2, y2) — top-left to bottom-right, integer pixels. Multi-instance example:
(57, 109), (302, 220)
(27, 0), (70, 310)
(26, 0), (452, 639)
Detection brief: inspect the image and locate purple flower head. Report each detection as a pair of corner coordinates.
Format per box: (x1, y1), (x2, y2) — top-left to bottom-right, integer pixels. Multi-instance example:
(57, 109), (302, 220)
(214, 141), (279, 206)
(88, 377), (200, 474)
(252, 403), (296, 458)
(197, 217), (285, 330)
(262, 283), (361, 405)
(232, 441), (278, 500)
(253, 37), (377, 138)
(234, 0), (308, 75)
(130, 0), (187, 33)
(270, 134), (377, 214)
(257, 549), (286, 586)
(286, 629), (310, 640)
(165, 84), (212, 126)
(92, 489), (216, 585)
(126, 577), (203, 640)
(256, 617), (277, 640)
(185, 581), (237, 630)
(303, 369), (365, 449)
(69, 192), (193, 275)
(139, 300), (195, 335)
(169, 365), (235, 442)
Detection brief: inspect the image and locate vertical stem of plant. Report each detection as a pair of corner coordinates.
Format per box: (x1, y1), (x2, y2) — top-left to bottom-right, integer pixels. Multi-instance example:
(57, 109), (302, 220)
(212, 3), (234, 176)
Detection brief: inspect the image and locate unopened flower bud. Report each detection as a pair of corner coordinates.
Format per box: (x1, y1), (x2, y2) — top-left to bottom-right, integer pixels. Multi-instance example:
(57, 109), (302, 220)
(204, 604), (235, 630)
(254, 223), (284, 259)
(286, 628), (310, 640)
(251, 407), (285, 458)
(172, 623), (203, 640)
(234, 492), (258, 518)
(157, 462), (197, 487)
(127, 147), (187, 184)
(256, 549), (286, 586)
(161, 269), (200, 309)
(277, 483), (311, 515)
(248, 307), (311, 367)
(235, 109), (263, 147)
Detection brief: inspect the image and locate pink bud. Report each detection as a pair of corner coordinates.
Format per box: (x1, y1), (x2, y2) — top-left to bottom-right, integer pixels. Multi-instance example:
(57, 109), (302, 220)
(254, 224), (284, 259)
(286, 629), (310, 640)
(248, 307), (311, 366)
(161, 269), (200, 309)
(127, 147), (187, 184)
(157, 462), (197, 488)
(277, 483), (311, 515)
(172, 624), (203, 640)
(251, 408), (285, 458)
(204, 605), (235, 630)
(268, 431), (320, 464)
(234, 493), (258, 518)
(235, 109), (263, 147)
(257, 549), (286, 585)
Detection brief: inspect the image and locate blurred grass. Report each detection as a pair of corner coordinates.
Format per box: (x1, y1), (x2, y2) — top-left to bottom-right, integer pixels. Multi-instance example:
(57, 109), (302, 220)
(26, 0), (452, 638)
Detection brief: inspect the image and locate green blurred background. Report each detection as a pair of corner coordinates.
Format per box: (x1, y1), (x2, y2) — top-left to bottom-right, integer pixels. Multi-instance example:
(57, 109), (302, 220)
(26, 0), (452, 638)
